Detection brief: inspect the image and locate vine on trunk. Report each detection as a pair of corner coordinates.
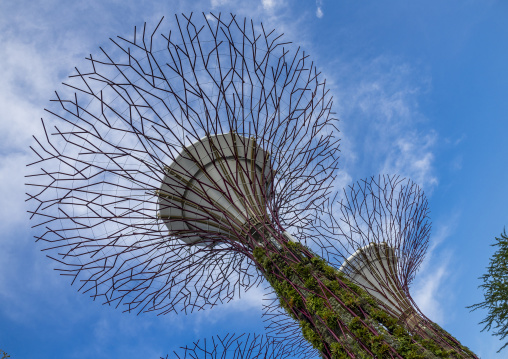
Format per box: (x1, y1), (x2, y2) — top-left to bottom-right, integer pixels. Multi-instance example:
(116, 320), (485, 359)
(254, 241), (476, 359)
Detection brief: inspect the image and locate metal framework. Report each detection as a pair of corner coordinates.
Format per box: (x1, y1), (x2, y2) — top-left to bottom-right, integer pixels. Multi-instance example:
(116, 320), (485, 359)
(168, 333), (293, 359)
(26, 13), (476, 359)
(27, 12), (338, 315)
(315, 175), (431, 326)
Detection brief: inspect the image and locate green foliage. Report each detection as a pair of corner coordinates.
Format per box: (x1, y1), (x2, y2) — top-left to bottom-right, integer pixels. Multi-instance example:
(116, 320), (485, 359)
(370, 335), (390, 357)
(300, 321), (324, 351)
(348, 317), (371, 343)
(467, 229), (508, 353)
(307, 294), (325, 312)
(330, 342), (350, 359)
(254, 241), (475, 358)
(253, 247), (267, 265)
(429, 323), (477, 358)
(0, 350), (10, 359)
(304, 276), (319, 291)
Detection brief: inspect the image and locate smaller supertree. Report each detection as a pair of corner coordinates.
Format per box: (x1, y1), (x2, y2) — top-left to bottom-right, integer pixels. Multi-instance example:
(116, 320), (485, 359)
(468, 229), (508, 353)
(312, 175), (431, 328)
(285, 175), (476, 354)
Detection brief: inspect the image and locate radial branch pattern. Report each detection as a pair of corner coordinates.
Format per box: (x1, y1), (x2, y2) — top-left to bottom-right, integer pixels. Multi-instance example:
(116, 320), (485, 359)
(26, 13), (339, 315)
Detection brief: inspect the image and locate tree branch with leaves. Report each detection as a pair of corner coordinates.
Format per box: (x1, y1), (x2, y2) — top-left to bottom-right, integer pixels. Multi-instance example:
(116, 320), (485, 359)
(468, 229), (508, 353)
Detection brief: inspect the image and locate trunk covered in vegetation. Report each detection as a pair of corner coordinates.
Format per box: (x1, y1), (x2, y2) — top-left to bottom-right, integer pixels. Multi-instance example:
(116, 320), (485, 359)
(254, 241), (477, 359)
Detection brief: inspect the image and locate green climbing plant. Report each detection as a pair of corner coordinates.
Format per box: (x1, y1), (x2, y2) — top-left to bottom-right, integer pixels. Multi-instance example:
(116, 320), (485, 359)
(254, 241), (477, 358)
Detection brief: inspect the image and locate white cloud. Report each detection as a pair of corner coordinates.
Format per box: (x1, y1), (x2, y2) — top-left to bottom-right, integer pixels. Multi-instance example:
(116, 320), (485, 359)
(411, 218), (460, 325)
(334, 170), (353, 193)
(205, 13), (217, 21)
(0, 42), (70, 148)
(0, 29), (89, 236)
(191, 283), (268, 335)
(211, 0), (233, 7)
(315, 1), (324, 18)
(262, 0), (277, 10)
(0, 153), (31, 232)
(381, 130), (438, 189)
(326, 56), (437, 191)
(412, 253), (450, 323)
(210, 0), (285, 14)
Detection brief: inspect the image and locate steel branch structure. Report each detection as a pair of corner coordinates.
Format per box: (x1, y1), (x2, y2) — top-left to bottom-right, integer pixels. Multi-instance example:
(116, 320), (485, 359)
(169, 333), (294, 359)
(312, 176), (431, 324)
(26, 13), (476, 359)
(27, 13), (338, 315)
(300, 175), (476, 356)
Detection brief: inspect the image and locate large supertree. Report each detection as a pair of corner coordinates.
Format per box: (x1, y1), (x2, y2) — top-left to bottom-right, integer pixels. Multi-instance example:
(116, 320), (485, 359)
(26, 13), (477, 358)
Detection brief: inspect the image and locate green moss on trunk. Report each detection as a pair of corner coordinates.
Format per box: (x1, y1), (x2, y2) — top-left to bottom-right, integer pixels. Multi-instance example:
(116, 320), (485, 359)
(253, 242), (477, 359)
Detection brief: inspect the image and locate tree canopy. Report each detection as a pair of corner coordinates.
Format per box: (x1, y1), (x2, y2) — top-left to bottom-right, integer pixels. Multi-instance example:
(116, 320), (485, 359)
(468, 229), (508, 352)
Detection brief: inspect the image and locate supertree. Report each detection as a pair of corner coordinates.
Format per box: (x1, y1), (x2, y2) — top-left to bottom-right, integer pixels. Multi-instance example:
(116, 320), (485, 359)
(26, 13), (477, 358)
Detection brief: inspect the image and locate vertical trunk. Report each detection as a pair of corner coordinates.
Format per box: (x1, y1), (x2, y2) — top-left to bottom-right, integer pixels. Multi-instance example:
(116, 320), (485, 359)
(253, 241), (477, 359)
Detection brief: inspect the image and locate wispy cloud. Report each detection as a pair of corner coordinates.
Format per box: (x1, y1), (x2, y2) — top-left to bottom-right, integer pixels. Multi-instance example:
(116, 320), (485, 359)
(412, 251), (451, 323)
(325, 55), (437, 191)
(381, 130), (438, 189)
(0, 23), (88, 234)
(211, 0), (233, 8)
(411, 217), (460, 325)
(261, 0), (277, 10)
(210, 0), (285, 17)
(191, 284), (268, 335)
(316, 0), (324, 18)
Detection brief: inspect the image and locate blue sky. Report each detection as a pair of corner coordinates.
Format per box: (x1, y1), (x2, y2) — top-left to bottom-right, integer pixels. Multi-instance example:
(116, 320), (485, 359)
(1, 0), (507, 358)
